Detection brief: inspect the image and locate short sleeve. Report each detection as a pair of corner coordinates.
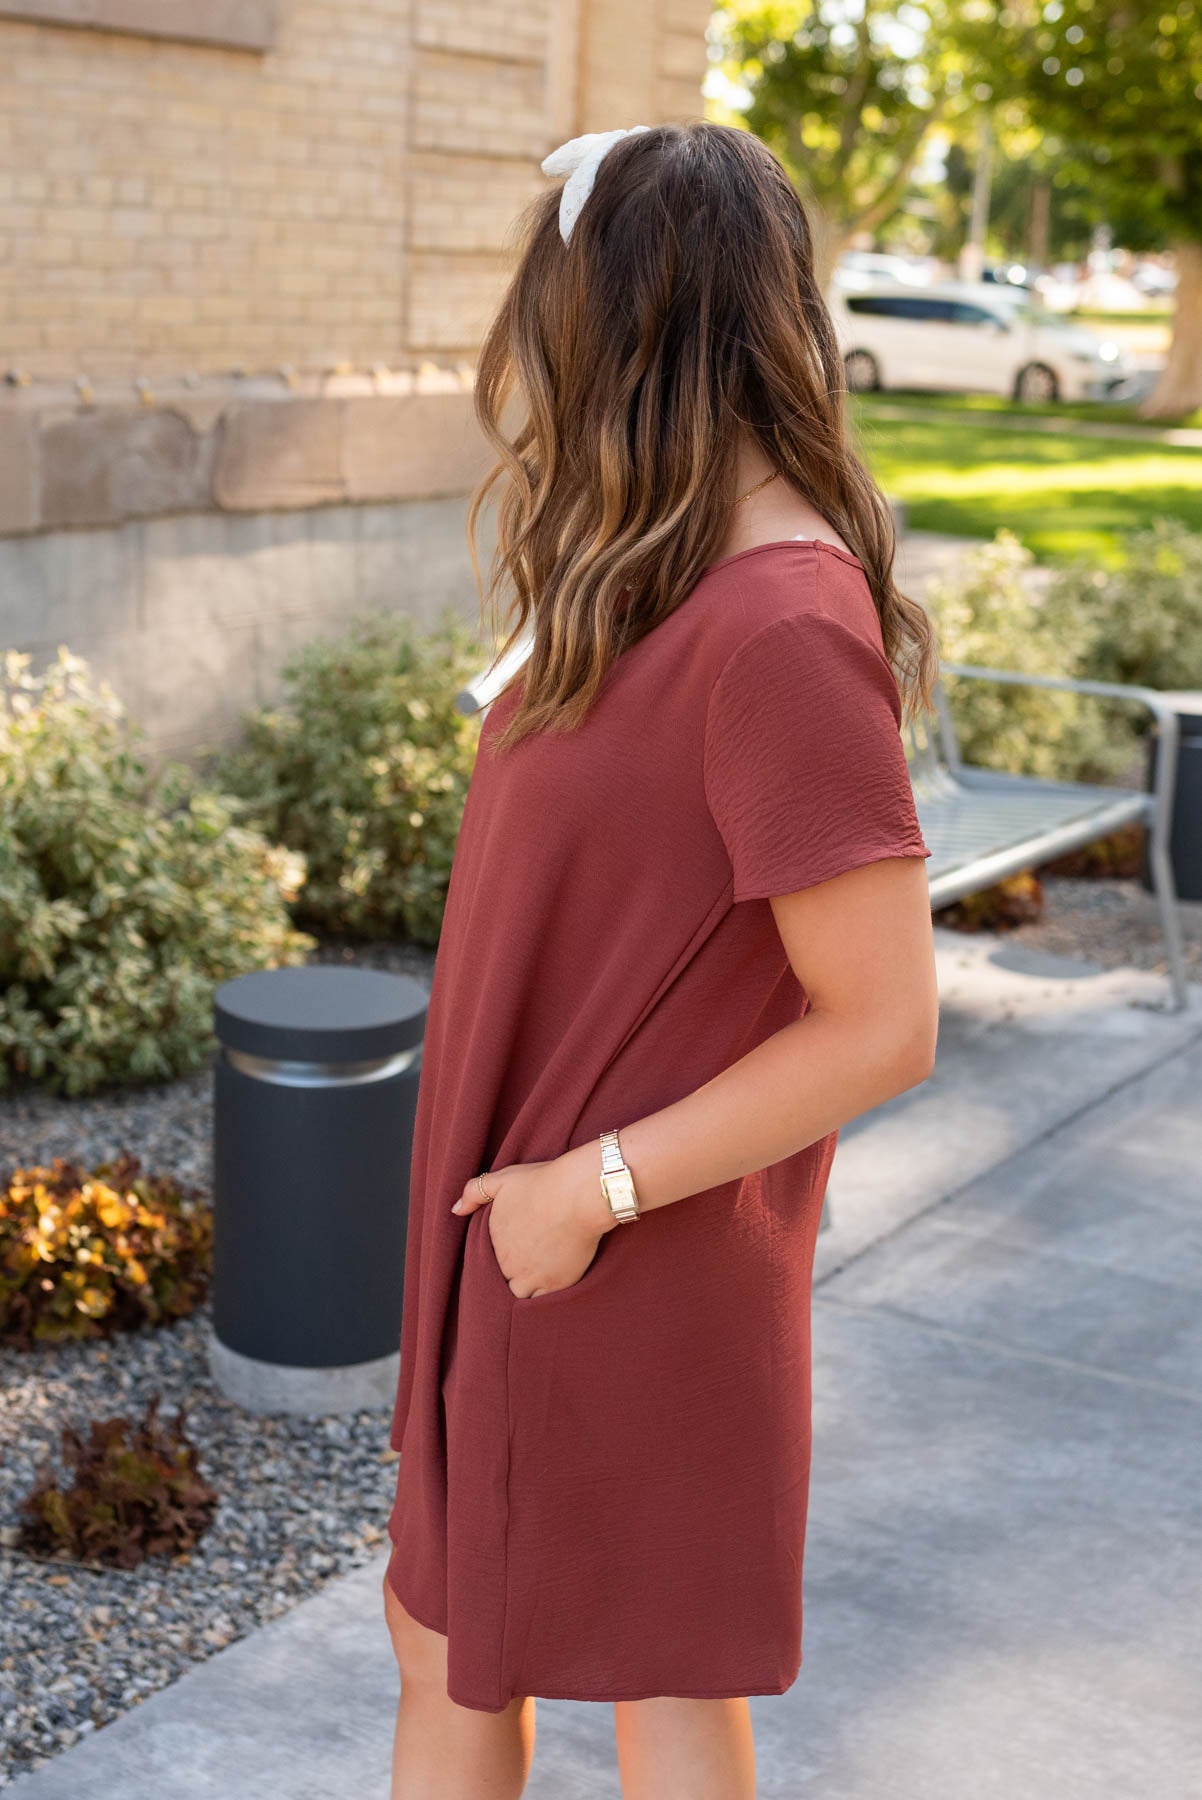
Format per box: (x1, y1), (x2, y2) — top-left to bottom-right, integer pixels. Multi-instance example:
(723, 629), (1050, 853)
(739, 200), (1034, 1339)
(703, 610), (930, 902)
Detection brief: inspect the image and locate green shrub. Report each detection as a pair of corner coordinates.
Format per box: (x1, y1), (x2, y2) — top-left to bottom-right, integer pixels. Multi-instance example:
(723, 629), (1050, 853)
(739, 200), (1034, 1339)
(0, 1154), (211, 1349)
(923, 531), (1142, 785)
(219, 610), (484, 945)
(19, 1394), (217, 1570)
(1049, 519), (1202, 693)
(0, 651), (313, 1096)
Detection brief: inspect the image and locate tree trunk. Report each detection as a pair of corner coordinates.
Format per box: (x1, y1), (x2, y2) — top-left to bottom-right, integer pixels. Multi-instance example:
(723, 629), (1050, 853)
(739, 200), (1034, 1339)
(1027, 182), (1050, 272)
(1138, 241), (1202, 420)
(959, 113), (994, 283)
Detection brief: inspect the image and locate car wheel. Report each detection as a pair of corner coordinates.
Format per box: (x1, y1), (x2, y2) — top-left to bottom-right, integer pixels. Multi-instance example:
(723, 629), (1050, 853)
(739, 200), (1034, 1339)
(844, 349), (880, 393)
(1014, 362), (1059, 404)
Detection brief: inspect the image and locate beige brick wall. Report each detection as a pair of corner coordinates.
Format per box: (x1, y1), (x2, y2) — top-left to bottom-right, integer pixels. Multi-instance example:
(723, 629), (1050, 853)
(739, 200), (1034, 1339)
(578, 0), (714, 131)
(0, 0), (714, 381)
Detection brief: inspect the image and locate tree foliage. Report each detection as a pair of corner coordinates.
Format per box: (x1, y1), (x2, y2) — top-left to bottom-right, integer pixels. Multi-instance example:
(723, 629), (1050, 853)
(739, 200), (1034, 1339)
(984, 0), (1202, 246)
(712, 0), (976, 272)
(982, 0), (1202, 414)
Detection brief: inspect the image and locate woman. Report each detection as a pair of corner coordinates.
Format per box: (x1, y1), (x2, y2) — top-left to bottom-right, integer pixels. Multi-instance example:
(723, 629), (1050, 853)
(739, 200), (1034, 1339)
(383, 120), (939, 1799)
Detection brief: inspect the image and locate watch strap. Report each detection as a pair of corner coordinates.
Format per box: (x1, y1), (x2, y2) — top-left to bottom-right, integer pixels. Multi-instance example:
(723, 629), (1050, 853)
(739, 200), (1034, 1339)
(598, 1128), (640, 1221)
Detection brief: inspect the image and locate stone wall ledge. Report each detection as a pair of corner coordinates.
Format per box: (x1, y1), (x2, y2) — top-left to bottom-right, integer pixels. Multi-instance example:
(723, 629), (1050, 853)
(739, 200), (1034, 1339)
(0, 388), (493, 536)
(0, 1), (277, 51)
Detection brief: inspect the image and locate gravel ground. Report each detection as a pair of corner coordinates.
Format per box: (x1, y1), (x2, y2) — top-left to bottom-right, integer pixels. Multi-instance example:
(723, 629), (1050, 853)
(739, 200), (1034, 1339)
(989, 875), (1202, 984)
(0, 1310), (401, 1786)
(1, 890), (1197, 1786)
(0, 939), (435, 1790)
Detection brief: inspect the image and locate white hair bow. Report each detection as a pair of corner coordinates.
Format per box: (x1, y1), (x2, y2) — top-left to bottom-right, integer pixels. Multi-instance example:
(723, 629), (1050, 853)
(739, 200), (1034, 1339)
(540, 126), (653, 244)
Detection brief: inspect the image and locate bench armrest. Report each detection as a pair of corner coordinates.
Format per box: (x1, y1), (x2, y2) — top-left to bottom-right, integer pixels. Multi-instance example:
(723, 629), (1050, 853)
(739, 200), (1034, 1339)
(937, 659), (1180, 841)
(455, 629), (537, 716)
(939, 662), (1183, 738)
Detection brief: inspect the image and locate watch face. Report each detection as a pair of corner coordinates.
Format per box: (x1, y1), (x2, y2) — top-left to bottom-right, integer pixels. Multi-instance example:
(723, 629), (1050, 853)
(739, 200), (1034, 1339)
(602, 1170), (636, 1211)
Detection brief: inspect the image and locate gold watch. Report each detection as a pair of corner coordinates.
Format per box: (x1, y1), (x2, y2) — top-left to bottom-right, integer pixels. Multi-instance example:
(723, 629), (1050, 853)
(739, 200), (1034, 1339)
(598, 1128), (640, 1223)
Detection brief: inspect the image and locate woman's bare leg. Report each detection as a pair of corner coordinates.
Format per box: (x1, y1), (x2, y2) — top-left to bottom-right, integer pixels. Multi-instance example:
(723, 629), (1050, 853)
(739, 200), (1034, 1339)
(384, 1570), (535, 1800)
(613, 1695), (757, 1800)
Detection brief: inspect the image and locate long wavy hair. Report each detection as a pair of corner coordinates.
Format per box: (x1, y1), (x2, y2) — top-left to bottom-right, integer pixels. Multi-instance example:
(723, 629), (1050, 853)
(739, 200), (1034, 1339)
(467, 120), (937, 753)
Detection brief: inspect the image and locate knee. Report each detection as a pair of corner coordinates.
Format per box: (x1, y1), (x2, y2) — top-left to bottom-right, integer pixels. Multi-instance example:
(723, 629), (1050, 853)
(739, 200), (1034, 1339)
(382, 1566), (449, 1694)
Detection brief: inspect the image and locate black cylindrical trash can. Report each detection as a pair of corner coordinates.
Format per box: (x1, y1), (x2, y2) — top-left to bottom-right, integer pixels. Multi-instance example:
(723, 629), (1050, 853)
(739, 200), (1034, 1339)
(1142, 691), (1202, 902)
(210, 965), (427, 1415)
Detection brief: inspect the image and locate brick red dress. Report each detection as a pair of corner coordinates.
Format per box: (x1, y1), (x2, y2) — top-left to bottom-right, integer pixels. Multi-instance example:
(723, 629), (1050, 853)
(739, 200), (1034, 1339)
(385, 539), (930, 1712)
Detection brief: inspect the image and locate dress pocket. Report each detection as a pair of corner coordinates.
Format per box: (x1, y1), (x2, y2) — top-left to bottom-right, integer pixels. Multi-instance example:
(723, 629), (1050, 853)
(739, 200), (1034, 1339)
(475, 1202), (618, 1311)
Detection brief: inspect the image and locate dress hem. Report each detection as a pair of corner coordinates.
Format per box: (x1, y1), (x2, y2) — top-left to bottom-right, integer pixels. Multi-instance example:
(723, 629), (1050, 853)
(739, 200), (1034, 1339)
(385, 1538), (448, 1637)
(446, 1671), (803, 1713)
(386, 1530), (802, 1713)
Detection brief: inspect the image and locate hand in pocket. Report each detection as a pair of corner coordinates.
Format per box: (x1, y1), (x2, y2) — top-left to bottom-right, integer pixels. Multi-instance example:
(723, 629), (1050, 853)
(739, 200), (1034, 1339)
(453, 1153), (613, 1299)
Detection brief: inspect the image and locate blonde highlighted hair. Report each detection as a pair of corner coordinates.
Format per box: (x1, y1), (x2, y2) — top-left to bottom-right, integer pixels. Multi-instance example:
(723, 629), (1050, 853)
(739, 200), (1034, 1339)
(467, 120), (937, 753)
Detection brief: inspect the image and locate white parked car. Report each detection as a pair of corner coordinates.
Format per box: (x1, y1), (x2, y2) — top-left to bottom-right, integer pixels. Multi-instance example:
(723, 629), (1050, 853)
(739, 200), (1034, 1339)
(836, 251), (940, 290)
(1130, 261), (1176, 299)
(828, 283), (1130, 403)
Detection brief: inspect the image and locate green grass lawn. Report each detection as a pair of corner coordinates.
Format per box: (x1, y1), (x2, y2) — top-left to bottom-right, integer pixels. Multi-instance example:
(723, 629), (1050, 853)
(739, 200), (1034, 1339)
(1068, 308), (1173, 327)
(851, 393), (1202, 563)
(860, 389), (1202, 430)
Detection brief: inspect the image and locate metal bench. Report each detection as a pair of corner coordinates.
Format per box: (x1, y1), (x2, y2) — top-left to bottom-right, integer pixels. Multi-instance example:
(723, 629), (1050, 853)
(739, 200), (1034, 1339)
(918, 663), (1188, 1010)
(457, 649), (1190, 1012)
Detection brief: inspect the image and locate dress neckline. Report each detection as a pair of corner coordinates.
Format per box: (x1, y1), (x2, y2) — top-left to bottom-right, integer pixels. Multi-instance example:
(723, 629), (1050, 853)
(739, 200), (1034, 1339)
(702, 538), (865, 577)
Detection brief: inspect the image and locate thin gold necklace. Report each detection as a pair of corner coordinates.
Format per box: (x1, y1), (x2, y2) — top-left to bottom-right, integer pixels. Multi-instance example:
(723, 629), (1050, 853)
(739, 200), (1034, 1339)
(735, 468), (780, 506)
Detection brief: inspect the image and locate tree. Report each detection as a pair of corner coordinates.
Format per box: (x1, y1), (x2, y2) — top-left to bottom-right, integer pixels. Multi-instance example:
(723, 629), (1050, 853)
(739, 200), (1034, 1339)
(988, 0), (1202, 418)
(982, 132), (1105, 265)
(712, 1), (975, 285)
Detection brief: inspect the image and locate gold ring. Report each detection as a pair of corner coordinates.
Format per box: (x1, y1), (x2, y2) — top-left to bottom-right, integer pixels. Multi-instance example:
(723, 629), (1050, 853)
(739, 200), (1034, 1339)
(475, 1173), (496, 1203)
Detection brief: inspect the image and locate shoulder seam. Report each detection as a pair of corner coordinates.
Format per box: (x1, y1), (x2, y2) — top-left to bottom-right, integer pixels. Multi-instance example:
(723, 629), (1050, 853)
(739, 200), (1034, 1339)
(709, 601), (883, 711)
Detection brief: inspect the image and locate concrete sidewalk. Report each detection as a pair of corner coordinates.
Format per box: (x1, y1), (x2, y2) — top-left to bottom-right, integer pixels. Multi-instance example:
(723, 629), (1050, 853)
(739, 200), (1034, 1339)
(14, 932), (1202, 1799)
